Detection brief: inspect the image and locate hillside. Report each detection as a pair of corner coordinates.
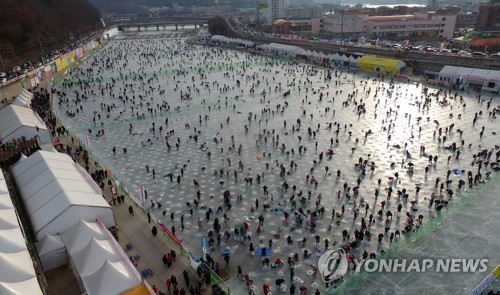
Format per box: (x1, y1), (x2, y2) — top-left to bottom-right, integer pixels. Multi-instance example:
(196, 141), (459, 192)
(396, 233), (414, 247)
(0, 0), (101, 68)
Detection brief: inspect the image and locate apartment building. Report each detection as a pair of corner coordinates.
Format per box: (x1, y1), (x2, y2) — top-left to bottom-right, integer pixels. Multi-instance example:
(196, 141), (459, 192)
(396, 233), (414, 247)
(312, 12), (457, 40)
(263, 0), (286, 25)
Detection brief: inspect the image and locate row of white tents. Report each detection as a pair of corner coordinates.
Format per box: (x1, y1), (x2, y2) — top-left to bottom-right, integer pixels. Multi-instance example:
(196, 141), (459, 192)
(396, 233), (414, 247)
(11, 150), (114, 241)
(438, 65), (500, 92)
(257, 43), (360, 64)
(0, 89), (51, 145)
(0, 169), (44, 295)
(8, 150), (147, 295)
(60, 220), (143, 295)
(210, 35), (255, 47)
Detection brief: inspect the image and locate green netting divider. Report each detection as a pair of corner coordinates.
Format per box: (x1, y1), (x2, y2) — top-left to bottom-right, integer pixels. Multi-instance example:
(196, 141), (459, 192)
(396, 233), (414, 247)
(327, 172), (500, 294)
(60, 56), (291, 85)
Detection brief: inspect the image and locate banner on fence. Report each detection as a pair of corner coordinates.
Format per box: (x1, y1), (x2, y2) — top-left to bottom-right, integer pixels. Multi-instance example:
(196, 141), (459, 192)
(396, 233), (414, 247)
(189, 253), (201, 269)
(129, 192), (142, 208)
(84, 135), (90, 149)
(69, 52), (75, 63)
(29, 73), (40, 87)
(75, 47), (85, 58)
(55, 57), (67, 72)
(139, 185), (146, 204)
(85, 41), (94, 50)
(202, 236), (207, 260)
(158, 221), (182, 247)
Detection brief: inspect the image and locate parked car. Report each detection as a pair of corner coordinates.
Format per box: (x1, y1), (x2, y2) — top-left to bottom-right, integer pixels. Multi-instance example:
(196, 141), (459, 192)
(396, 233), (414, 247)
(456, 50), (469, 57)
(471, 52), (487, 57)
(489, 53), (500, 59)
(0, 78), (6, 83)
(7, 71), (17, 80)
(0, 72), (6, 78)
(13, 65), (21, 72)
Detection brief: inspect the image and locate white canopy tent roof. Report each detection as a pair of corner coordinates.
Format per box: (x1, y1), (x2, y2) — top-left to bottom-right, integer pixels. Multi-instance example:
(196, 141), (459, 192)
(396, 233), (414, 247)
(0, 209), (18, 230)
(468, 68), (500, 82)
(72, 238), (122, 276)
(11, 89), (34, 108)
(211, 35), (230, 43)
(0, 170), (43, 295)
(0, 105), (50, 144)
(0, 277), (43, 295)
(81, 260), (142, 295)
(10, 151), (114, 240)
(61, 219), (108, 253)
(329, 53), (350, 62)
(0, 197), (14, 209)
(35, 233), (67, 271)
(0, 251), (39, 282)
(197, 29), (212, 38)
(61, 220), (143, 295)
(211, 35), (254, 47)
(439, 66), (500, 83)
(263, 43), (308, 57)
(0, 228), (27, 253)
(438, 65), (464, 80)
(36, 233), (65, 257)
(348, 55), (359, 62)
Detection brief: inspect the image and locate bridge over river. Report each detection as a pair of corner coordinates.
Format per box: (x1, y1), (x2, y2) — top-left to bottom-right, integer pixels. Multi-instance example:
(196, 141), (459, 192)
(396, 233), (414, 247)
(114, 16), (208, 32)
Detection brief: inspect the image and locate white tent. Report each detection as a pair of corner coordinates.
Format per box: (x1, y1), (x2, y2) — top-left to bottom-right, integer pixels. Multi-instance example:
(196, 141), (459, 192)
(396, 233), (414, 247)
(317, 52), (328, 59)
(211, 35), (229, 43)
(264, 43), (307, 57)
(60, 219), (108, 253)
(0, 228), (27, 253)
(229, 38), (254, 47)
(0, 105), (50, 144)
(61, 220), (143, 295)
(11, 89), (33, 108)
(0, 170), (43, 295)
(0, 197), (14, 209)
(0, 277), (43, 295)
(0, 209), (18, 230)
(10, 151), (114, 240)
(329, 53), (340, 60)
(467, 68), (494, 84)
(438, 65), (464, 83)
(438, 66), (500, 92)
(35, 233), (67, 271)
(0, 251), (39, 282)
(196, 29), (211, 39)
(81, 260), (142, 295)
(71, 238), (122, 276)
(348, 55), (359, 63)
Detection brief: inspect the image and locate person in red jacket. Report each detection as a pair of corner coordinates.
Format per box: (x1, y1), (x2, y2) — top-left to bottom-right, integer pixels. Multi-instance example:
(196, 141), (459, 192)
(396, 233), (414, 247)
(263, 283), (271, 295)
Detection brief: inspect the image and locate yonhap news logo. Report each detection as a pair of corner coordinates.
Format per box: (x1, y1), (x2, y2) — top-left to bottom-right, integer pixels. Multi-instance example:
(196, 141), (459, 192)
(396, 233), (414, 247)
(318, 250), (489, 280)
(318, 248), (349, 282)
(353, 258), (489, 273)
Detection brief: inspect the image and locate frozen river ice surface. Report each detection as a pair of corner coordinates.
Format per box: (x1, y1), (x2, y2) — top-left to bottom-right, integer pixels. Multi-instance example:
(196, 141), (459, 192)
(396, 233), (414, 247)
(55, 34), (499, 295)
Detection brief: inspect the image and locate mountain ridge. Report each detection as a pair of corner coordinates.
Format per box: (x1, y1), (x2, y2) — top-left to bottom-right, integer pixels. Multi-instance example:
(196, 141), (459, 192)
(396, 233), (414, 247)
(0, 0), (101, 67)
